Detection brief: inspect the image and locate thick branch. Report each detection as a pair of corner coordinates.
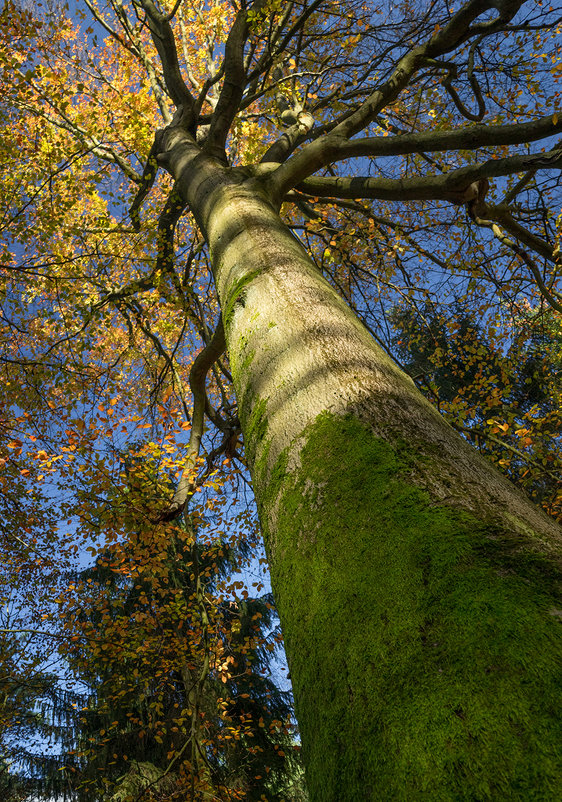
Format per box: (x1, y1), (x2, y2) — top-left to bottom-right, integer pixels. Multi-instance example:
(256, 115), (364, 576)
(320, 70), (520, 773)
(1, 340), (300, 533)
(297, 146), (562, 204)
(155, 184), (187, 276)
(256, 112), (562, 196)
(137, 0), (195, 119)
(331, 114), (562, 161)
(260, 112), (315, 165)
(204, 10), (250, 160)
(264, 0), (526, 198)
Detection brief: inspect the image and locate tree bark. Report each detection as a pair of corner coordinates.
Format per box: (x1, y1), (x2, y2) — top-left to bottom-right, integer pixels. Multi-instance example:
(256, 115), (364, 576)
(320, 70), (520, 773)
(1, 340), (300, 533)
(162, 130), (562, 801)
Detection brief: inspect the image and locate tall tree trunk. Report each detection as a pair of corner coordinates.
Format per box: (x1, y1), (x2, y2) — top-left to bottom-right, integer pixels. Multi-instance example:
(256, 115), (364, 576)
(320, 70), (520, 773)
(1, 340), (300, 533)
(164, 132), (562, 801)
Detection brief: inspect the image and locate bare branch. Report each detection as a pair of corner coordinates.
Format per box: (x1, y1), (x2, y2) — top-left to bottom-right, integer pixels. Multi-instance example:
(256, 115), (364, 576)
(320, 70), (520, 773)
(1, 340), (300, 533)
(161, 320), (227, 520)
(296, 146), (562, 205)
(137, 0), (196, 120)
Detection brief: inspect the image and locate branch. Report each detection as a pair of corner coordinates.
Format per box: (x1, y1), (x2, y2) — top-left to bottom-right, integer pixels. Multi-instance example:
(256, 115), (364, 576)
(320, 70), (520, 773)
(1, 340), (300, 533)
(85, 0), (141, 56)
(341, 114), (562, 161)
(450, 421), (562, 483)
(154, 184), (187, 275)
(177, 11), (202, 93)
(136, 0), (195, 120)
(164, 0), (183, 22)
(485, 205), (555, 263)
(122, 304), (192, 423)
(246, 0), (324, 85)
(470, 212), (562, 311)
(19, 100), (142, 184)
(294, 194), (454, 274)
(204, 9), (251, 160)
(501, 169), (537, 206)
(297, 146), (562, 204)
(0, 629), (63, 639)
(440, 38), (486, 122)
(263, 0), (527, 198)
(105, 0), (172, 122)
(160, 320), (227, 520)
(255, 112), (562, 196)
(130, 139), (160, 231)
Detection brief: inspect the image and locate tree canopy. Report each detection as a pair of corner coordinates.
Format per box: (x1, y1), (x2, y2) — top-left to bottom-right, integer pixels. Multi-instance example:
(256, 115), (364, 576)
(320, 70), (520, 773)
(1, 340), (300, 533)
(1, 0), (561, 798)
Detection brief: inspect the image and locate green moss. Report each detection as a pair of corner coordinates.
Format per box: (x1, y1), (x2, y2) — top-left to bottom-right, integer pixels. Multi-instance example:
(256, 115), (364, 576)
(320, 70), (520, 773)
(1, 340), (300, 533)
(222, 268), (262, 330)
(258, 412), (562, 802)
(242, 396), (269, 467)
(238, 345), (256, 378)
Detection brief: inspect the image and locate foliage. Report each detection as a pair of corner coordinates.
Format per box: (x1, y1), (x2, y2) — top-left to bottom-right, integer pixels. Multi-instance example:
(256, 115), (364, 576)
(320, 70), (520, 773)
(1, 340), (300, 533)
(60, 508), (303, 801)
(392, 302), (562, 519)
(0, 0), (561, 796)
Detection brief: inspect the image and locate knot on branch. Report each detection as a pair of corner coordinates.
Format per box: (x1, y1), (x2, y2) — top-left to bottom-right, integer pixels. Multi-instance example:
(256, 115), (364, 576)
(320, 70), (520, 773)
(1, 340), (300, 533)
(465, 177), (490, 220)
(447, 177), (489, 211)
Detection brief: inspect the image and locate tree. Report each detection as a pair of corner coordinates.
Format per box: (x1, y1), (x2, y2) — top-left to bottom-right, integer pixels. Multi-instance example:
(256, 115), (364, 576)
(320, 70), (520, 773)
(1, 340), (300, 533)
(391, 301), (562, 517)
(0, 392), (76, 799)
(2, 0), (562, 799)
(62, 513), (304, 801)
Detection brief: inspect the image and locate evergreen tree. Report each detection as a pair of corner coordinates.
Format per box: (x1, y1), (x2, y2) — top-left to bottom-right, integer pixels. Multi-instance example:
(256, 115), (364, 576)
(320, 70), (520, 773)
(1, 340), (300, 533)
(62, 523), (305, 801)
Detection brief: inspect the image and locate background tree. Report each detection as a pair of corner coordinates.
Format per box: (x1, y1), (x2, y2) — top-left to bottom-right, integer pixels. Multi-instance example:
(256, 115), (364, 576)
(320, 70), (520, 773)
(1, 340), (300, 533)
(391, 301), (562, 517)
(60, 499), (304, 802)
(0, 387), (77, 798)
(1, 0), (562, 799)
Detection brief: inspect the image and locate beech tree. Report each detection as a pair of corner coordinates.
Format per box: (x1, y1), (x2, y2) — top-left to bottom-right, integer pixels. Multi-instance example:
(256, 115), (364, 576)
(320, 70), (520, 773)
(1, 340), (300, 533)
(2, 0), (562, 798)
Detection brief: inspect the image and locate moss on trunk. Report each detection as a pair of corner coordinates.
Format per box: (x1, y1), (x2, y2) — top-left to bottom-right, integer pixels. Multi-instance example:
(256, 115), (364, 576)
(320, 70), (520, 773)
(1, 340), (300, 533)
(258, 412), (562, 801)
